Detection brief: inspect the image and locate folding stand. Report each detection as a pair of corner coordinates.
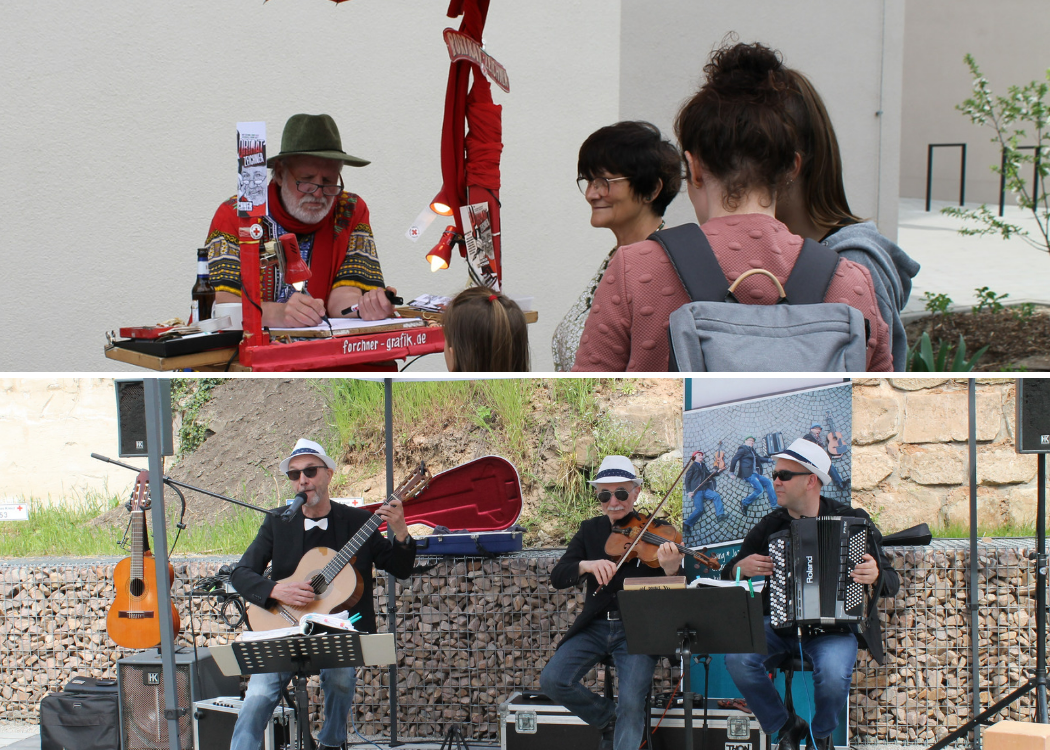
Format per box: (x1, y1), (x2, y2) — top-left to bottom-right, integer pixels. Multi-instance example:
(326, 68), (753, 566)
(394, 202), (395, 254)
(619, 588), (766, 750)
(211, 631), (396, 750)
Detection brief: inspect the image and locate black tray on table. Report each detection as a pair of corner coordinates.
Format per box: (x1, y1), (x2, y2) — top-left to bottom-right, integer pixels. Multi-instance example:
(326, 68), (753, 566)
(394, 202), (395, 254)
(112, 330), (243, 357)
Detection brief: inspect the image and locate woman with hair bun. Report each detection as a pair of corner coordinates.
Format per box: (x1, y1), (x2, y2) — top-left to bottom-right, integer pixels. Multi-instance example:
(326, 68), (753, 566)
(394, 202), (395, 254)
(572, 41), (892, 372)
(551, 121), (681, 371)
(776, 67), (920, 371)
(443, 286), (530, 372)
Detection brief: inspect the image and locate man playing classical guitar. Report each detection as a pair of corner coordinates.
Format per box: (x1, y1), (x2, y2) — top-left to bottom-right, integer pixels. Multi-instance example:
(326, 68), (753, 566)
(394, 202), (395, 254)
(540, 456), (684, 750)
(230, 439), (416, 750)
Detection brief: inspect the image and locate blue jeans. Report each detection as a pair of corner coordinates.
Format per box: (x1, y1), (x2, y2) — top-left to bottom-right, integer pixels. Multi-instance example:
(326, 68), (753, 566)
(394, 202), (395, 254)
(540, 620), (657, 750)
(230, 667), (356, 750)
(684, 490), (724, 527)
(742, 474), (777, 509)
(828, 464), (845, 489)
(724, 618), (857, 738)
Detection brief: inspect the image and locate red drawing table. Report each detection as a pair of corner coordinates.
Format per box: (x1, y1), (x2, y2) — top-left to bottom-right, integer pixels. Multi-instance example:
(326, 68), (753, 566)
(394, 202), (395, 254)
(104, 320), (445, 372)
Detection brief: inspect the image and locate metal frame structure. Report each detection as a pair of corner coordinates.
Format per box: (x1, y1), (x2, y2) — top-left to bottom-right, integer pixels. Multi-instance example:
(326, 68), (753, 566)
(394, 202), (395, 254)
(925, 143), (967, 211)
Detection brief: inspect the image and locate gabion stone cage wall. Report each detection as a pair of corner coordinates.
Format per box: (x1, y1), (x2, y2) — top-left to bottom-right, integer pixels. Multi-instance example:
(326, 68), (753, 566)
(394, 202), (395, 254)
(1, 542), (1047, 745)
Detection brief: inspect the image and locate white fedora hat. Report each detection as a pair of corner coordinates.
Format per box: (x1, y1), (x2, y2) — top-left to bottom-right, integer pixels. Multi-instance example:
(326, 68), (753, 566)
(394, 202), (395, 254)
(769, 438), (832, 486)
(588, 455), (642, 487)
(279, 438), (337, 474)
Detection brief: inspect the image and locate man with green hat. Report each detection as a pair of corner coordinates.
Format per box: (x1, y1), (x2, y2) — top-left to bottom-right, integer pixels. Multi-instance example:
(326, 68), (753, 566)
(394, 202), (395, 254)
(205, 113), (398, 327)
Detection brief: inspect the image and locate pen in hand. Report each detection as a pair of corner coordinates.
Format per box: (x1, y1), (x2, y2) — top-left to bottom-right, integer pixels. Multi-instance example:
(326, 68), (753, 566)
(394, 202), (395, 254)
(341, 289), (404, 317)
(292, 282), (331, 328)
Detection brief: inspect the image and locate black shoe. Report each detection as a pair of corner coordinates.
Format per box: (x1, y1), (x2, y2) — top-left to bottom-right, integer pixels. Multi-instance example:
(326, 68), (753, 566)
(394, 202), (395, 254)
(599, 719), (615, 750)
(775, 714), (809, 750)
(812, 737), (833, 750)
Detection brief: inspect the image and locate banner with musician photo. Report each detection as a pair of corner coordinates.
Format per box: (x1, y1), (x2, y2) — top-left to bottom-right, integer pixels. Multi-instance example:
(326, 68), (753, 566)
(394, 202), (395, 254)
(681, 380), (852, 566)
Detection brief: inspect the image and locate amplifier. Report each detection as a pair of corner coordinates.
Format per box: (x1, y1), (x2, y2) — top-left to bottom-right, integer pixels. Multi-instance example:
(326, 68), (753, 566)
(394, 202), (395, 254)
(193, 697), (296, 750)
(117, 648), (242, 750)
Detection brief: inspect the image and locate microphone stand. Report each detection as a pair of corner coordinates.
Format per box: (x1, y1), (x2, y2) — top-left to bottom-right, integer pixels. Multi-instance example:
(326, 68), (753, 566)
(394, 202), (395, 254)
(91, 452), (285, 518)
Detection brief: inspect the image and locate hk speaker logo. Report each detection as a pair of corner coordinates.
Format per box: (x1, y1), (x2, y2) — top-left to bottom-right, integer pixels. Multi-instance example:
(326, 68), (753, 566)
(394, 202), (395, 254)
(1041, 435), (1049, 445)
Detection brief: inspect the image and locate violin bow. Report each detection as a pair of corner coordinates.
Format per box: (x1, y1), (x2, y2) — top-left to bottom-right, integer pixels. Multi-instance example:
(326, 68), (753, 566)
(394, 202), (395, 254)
(594, 454), (697, 594)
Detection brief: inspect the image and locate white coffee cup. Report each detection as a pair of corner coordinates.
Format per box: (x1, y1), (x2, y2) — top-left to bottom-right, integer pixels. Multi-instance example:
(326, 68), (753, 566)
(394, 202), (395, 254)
(212, 302), (243, 330)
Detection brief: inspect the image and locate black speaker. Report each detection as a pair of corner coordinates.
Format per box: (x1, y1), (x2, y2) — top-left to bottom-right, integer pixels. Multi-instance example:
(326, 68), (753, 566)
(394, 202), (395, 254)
(116, 648), (241, 750)
(115, 379), (174, 457)
(1016, 379), (1050, 454)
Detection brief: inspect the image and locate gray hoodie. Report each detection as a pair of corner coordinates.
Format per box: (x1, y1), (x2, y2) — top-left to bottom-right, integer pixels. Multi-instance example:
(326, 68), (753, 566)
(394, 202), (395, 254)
(823, 222), (920, 371)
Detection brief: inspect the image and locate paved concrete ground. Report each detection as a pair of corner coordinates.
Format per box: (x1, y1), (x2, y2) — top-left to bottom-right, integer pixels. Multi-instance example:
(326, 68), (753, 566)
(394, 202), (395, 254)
(0, 726), (37, 750)
(898, 197), (1050, 315)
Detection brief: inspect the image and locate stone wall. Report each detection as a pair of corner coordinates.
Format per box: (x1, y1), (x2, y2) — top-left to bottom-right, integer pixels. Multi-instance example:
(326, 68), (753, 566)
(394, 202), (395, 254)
(3, 546), (1048, 745)
(851, 378), (1044, 534)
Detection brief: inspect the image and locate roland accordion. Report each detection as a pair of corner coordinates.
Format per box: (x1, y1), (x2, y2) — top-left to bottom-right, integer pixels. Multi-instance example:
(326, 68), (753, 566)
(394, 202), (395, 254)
(768, 515), (871, 630)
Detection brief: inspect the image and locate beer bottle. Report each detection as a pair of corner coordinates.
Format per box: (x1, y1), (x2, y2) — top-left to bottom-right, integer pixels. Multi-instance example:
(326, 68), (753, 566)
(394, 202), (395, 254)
(190, 247), (215, 324)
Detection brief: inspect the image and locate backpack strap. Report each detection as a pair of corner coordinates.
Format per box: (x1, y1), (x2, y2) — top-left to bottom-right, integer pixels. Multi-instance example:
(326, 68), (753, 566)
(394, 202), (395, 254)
(648, 224), (729, 302)
(783, 238), (842, 304)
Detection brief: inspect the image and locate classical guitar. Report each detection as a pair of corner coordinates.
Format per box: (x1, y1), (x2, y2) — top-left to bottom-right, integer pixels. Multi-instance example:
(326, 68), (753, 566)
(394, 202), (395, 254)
(246, 462), (432, 632)
(107, 471), (181, 649)
(825, 411), (849, 457)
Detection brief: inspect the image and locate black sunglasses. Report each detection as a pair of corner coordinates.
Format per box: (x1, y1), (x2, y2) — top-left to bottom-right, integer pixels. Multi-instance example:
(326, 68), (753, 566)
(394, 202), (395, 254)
(286, 465), (328, 481)
(597, 488), (632, 503)
(771, 469), (812, 482)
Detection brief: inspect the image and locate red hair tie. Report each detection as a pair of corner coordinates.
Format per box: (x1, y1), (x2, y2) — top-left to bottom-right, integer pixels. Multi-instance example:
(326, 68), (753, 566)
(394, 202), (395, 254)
(488, 294), (499, 302)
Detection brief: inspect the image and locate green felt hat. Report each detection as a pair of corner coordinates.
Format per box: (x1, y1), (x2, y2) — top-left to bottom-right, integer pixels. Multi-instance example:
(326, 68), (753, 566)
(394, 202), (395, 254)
(266, 113), (370, 168)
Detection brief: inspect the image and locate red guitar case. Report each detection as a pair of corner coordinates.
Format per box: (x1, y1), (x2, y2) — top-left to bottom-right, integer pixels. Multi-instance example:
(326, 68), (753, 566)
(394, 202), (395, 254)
(361, 455), (523, 556)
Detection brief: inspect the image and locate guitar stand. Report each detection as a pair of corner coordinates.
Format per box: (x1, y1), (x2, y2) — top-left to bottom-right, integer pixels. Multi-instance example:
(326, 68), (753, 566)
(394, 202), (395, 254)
(439, 724), (471, 750)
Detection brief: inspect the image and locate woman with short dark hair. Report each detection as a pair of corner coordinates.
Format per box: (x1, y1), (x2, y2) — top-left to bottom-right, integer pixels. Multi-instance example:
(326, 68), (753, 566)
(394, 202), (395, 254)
(551, 121), (681, 371)
(572, 41), (892, 372)
(776, 67), (920, 371)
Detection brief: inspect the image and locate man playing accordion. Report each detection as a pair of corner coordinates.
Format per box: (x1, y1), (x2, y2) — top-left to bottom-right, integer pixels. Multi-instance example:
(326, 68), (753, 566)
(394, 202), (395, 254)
(721, 438), (899, 750)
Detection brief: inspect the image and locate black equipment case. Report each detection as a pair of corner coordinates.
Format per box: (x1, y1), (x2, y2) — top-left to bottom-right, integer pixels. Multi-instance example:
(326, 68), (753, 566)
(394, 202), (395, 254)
(499, 692), (768, 750)
(40, 675), (121, 750)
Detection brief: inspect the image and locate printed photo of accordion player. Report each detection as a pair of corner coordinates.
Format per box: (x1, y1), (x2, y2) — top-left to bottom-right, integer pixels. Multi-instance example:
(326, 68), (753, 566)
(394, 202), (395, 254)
(719, 437), (900, 750)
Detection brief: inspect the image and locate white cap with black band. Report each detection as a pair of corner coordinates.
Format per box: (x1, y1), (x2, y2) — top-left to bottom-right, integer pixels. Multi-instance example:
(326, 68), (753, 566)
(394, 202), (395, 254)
(769, 438), (833, 487)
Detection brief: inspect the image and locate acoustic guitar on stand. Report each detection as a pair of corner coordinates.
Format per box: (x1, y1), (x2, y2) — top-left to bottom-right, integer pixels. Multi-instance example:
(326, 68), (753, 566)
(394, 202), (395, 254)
(107, 471), (181, 649)
(246, 462), (432, 632)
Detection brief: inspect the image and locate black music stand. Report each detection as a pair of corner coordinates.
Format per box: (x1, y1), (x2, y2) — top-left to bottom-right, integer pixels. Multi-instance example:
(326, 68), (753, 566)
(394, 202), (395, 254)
(619, 588), (765, 750)
(225, 632), (370, 750)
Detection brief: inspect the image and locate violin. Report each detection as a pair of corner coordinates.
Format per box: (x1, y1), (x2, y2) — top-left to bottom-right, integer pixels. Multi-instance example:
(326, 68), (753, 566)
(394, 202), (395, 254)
(605, 512), (720, 571)
(713, 440), (726, 472)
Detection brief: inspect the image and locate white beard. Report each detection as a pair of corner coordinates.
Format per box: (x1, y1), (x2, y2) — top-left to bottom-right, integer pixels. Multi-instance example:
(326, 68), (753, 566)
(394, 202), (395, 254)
(280, 179), (335, 225)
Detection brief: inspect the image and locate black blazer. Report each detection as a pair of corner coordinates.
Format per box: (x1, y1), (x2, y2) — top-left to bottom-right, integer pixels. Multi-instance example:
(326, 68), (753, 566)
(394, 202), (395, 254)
(721, 496), (899, 664)
(550, 512), (681, 648)
(231, 500), (416, 633)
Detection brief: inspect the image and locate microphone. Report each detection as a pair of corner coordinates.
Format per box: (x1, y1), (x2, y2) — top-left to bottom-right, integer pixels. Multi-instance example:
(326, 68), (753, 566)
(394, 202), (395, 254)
(282, 492), (308, 523)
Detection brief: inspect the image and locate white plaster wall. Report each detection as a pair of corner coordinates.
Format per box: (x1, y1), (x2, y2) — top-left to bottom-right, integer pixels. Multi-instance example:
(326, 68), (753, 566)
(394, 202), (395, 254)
(0, 378), (135, 503)
(617, 0), (904, 242)
(899, 0), (1050, 205)
(1, 0), (621, 372)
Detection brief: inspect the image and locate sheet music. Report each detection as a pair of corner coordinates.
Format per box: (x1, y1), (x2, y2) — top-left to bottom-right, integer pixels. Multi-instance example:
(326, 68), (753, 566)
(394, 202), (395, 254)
(268, 316), (425, 336)
(688, 577), (765, 592)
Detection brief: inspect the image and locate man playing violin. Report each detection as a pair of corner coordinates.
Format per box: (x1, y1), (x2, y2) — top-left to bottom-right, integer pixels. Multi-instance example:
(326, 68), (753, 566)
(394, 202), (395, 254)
(540, 455), (685, 750)
(721, 439), (898, 750)
(229, 438), (416, 750)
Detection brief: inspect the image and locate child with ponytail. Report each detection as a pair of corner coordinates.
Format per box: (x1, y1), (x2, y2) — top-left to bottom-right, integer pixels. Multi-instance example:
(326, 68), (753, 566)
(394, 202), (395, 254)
(443, 287), (530, 372)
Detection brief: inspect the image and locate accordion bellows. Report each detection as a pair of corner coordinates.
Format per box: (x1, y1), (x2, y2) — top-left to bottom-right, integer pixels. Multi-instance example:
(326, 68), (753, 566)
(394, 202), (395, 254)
(768, 516), (871, 629)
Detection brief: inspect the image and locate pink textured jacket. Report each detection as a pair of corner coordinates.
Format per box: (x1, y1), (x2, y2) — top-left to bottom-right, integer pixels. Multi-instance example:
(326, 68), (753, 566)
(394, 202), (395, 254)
(571, 214), (892, 372)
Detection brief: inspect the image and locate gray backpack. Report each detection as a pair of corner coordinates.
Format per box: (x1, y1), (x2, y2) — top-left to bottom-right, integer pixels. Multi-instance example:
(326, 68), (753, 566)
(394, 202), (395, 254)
(651, 224), (868, 372)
